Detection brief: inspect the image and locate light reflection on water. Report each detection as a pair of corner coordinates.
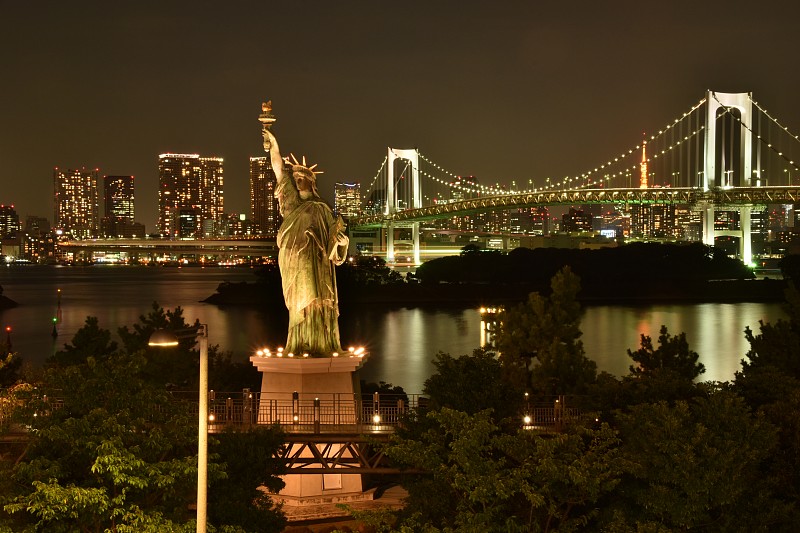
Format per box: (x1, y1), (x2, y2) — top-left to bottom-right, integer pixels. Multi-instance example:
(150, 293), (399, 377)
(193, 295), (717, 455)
(0, 266), (787, 393)
(354, 307), (483, 393)
(580, 303), (786, 382)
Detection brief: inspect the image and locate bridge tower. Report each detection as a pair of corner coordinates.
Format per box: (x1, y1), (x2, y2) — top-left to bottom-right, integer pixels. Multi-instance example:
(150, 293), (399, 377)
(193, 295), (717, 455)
(386, 147), (421, 264)
(702, 90), (754, 264)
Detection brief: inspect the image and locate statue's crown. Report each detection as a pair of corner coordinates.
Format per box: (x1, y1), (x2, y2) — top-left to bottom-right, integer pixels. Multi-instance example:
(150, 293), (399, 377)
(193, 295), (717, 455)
(286, 154), (323, 179)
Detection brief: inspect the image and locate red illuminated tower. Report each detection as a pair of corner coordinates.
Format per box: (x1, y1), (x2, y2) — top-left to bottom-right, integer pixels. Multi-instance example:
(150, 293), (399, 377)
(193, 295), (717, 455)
(639, 134), (648, 189)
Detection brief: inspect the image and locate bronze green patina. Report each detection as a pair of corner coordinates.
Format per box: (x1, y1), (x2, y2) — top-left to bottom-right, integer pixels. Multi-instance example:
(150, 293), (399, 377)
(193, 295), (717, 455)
(260, 102), (349, 356)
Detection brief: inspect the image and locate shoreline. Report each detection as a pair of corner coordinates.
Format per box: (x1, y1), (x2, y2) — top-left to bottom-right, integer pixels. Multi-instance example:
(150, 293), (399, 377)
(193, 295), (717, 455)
(203, 278), (789, 308)
(0, 295), (18, 309)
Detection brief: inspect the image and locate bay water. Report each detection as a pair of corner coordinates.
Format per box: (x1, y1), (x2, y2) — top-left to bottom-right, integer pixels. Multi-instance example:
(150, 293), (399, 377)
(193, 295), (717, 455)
(0, 266), (785, 393)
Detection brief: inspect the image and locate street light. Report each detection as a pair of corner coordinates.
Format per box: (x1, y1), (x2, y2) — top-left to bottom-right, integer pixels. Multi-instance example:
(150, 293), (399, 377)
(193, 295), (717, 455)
(148, 324), (209, 533)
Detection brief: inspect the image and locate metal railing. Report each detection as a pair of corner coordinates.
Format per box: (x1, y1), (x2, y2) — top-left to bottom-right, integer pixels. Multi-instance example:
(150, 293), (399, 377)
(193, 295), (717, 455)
(202, 390), (422, 434)
(2, 389), (585, 437)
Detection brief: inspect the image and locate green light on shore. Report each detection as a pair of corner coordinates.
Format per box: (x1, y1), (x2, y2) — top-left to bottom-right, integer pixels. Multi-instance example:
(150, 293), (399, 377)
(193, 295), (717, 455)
(52, 317), (57, 323)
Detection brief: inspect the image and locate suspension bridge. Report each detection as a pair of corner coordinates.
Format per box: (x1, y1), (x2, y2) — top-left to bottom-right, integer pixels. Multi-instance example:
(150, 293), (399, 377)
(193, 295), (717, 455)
(349, 90), (800, 266)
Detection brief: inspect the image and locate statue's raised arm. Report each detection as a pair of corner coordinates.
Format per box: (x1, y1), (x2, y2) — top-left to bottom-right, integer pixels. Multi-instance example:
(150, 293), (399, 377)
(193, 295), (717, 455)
(260, 101), (285, 184)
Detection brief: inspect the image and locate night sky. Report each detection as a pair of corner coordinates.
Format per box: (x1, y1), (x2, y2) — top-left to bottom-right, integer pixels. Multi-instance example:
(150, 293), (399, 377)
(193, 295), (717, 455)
(3, 1), (800, 232)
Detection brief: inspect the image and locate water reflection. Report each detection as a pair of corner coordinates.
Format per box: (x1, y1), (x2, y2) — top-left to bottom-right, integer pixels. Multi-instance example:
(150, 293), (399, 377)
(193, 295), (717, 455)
(0, 266), (788, 394)
(355, 308), (484, 392)
(479, 307), (500, 348)
(580, 303), (784, 381)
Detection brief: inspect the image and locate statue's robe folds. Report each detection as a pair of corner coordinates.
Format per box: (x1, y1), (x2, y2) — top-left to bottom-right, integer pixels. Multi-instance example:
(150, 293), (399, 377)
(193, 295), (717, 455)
(276, 179), (348, 355)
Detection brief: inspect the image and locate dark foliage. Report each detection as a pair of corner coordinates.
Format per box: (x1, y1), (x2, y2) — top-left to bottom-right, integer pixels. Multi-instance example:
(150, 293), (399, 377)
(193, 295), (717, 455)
(423, 349), (525, 421)
(495, 267), (597, 395)
(780, 253), (800, 282)
(360, 380), (409, 405)
(3, 309), (288, 532)
(48, 316), (118, 367)
(209, 427), (287, 532)
(416, 242), (754, 286)
(0, 342), (22, 388)
(628, 325), (705, 380)
(209, 351), (263, 392)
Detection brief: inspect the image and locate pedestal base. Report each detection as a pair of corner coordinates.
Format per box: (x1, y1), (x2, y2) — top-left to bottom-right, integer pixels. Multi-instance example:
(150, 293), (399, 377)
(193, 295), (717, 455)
(250, 355), (368, 501)
(275, 488), (377, 523)
(251, 356), (364, 399)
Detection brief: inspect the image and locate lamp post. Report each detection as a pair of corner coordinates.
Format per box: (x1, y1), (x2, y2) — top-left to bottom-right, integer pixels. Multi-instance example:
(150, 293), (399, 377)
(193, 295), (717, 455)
(148, 324), (208, 533)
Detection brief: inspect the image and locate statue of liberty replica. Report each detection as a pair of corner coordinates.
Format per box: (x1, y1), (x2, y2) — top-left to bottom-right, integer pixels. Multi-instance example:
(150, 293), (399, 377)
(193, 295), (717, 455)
(259, 101), (349, 356)
(253, 102), (367, 507)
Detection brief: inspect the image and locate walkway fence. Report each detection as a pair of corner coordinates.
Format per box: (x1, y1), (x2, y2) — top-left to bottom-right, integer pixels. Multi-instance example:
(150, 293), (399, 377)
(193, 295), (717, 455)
(2, 389), (585, 436)
(203, 390), (422, 434)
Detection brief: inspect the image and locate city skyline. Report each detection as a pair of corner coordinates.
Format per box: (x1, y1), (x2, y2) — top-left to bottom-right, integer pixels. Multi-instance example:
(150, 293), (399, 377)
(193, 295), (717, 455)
(4, 1), (800, 233)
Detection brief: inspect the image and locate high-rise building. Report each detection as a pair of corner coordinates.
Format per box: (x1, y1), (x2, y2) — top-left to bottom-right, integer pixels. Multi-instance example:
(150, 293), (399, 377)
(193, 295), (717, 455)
(54, 167), (99, 239)
(0, 205), (20, 238)
(531, 207), (550, 236)
(158, 154), (224, 238)
(159, 154), (200, 237)
(714, 210), (739, 232)
(650, 205), (677, 238)
(104, 175), (135, 222)
(562, 208), (593, 233)
(510, 207), (550, 235)
(598, 209), (629, 238)
(177, 208), (201, 239)
(509, 208), (532, 234)
(24, 215), (50, 236)
(101, 175), (135, 237)
(102, 175), (146, 238)
(334, 182), (361, 219)
(200, 157), (224, 236)
(249, 156), (280, 238)
(446, 176), (480, 232)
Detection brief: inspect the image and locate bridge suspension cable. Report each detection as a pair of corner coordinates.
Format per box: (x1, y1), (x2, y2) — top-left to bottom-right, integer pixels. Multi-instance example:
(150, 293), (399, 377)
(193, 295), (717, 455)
(415, 97), (709, 197)
(357, 92), (800, 220)
(711, 93), (800, 174)
(361, 155), (387, 213)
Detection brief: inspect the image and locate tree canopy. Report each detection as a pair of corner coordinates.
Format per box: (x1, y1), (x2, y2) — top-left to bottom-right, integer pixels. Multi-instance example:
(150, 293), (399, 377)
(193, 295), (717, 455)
(360, 267), (800, 532)
(0, 307), (285, 532)
(627, 325), (705, 380)
(495, 267), (597, 395)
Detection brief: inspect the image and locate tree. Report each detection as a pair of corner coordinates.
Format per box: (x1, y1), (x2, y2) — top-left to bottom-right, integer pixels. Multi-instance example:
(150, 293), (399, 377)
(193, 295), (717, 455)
(460, 243), (482, 256)
(627, 325), (705, 380)
(608, 388), (788, 531)
(208, 427), (287, 533)
(736, 283), (800, 408)
(741, 318), (800, 381)
(209, 351), (262, 393)
(495, 267), (596, 395)
(4, 351), (202, 532)
(384, 408), (623, 532)
(753, 387), (800, 526)
(48, 316), (118, 367)
(733, 284), (800, 525)
(779, 254), (800, 282)
(3, 315), (287, 532)
(0, 347), (22, 389)
(423, 349), (524, 421)
(117, 302), (201, 389)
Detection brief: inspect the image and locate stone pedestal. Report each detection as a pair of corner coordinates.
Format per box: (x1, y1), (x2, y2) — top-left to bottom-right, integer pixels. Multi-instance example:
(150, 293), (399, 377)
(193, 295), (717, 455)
(249, 355), (370, 506)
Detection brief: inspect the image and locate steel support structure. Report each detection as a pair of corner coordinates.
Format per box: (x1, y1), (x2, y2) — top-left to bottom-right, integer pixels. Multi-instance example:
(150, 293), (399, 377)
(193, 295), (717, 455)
(703, 91), (755, 264)
(386, 148), (421, 264)
(278, 434), (419, 475)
